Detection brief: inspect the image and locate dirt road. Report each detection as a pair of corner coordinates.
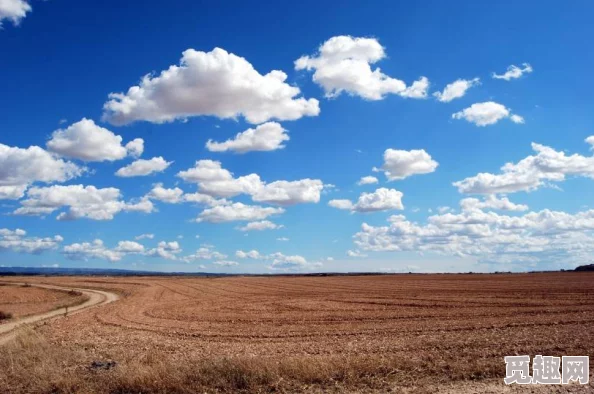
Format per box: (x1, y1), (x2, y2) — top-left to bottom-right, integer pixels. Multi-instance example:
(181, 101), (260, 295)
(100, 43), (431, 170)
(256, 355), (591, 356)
(0, 282), (119, 345)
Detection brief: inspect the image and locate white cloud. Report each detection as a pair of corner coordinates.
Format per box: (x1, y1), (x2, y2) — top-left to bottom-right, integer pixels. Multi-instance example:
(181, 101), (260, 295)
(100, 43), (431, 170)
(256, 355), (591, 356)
(452, 101), (523, 127)
(213, 260), (239, 266)
(103, 47), (319, 125)
(268, 252), (322, 271)
(144, 183), (227, 207)
(115, 157), (172, 177)
(236, 250), (262, 259)
(329, 188), (404, 213)
(135, 233), (154, 240)
(295, 35), (428, 100)
(586, 135), (594, 149)
(147, 183), (184, 203)
(347, 249), (367, 258)
(237, 220), (283, 231)
(328, 199), (354, 210)
(374, 148), (438, 180)
(0, 0), (31, 27)
(178, 160), (326, 205)
(0, 228), (62, 254)
(460, 195), (528, 212)
(146, 241), (182, 260)
(125, 138), (144, 158)
(46, 118), (142, 162)
(433, 78), (480, 102)
(0, 143), (83, 199)
(13, 184), (154, 220)
(63, 239), (144, 262)
(454, 138), (594, 194)
(196, 202), (284, 223)
(206, 122), (289, 153)
(510, 114), (525, 124)
(182, 246), (226, 262)
(492, 63), (533, 81)
(276, 237), (289, 241)
(252, 179), (325, 205)
(114, 241), (145, 254)
(357, 176), (378, 185)
(353, 203), (594, 269)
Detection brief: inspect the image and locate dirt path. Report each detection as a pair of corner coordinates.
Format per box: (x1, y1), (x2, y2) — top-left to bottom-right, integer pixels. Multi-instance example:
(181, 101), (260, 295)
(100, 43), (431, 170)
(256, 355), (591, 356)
(0, 282), (119, 345)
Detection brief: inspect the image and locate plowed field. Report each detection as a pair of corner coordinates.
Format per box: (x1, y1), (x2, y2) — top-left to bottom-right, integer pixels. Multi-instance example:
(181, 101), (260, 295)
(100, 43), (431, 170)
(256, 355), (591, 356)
(1, 273), (593, 393)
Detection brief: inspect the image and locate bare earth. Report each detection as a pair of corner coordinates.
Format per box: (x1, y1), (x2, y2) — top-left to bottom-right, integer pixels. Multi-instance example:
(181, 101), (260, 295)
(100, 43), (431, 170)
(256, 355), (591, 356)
(0, 283), (88, 319)
(0, 272), (592, 393)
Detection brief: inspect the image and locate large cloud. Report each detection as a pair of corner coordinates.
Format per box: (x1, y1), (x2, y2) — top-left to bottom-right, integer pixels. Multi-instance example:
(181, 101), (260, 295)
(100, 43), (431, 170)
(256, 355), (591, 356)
(452, 101), (524, 126)
(0, 0), (31, 27)
(115, 157), (172, 177)
(47, 118), (143, 162)
(433, 78), (480, 102)
(102, 48), (320, 125)
(206, 122), (289, 153)
(0, 143), (83, 199)
(177, 160), (326, 205)
(0, 228), (63, 254)
(374, 148), (438, 180)
(454, 137), (594, 194)
(295, 35), (428, 100)
(13, 184), (154, 220)
(492, 63), (533, 81)
(63, 239), (145, 262)
(353, 203), (594, 268)
(329, 187), (404, 213)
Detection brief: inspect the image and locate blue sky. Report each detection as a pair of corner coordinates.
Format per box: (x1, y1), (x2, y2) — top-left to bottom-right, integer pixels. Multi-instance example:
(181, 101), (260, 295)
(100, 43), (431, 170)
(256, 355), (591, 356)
(1, 1), (594, 273)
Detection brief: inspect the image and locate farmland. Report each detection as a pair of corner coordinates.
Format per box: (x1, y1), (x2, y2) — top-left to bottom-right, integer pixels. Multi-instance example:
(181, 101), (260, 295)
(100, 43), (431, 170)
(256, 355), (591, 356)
(1, 272), (593, 393)
(0, 283), (88, 319)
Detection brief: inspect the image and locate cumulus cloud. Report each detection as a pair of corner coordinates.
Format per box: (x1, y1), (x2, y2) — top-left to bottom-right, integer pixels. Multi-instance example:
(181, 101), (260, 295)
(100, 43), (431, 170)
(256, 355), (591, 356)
(357, 176), (378, 185)
(13, 184), (154, 220)
(374, 148), (438, 180)
(460, 195), (528, 212)
(0, 143), (83, 199)
(492, 63), (533, 81)
(295, 35), (428, 100)
(237, 220), (283, 231)
(182, 245), (226, 262)
(213, 260), (239, 266)
(115, 157), (171, 177)
(196, 202), (284, 223)
(347, 249), (367, 258)
(433, 78), (480, 102)
(0, 228), (62, 254)
(146, 241), (182, 260)
(454, 138), (594, 194)
(63, 239), (145, 262)
(46, 118), (143, 162)
(353, 203), (594, 268)
(145, 183), (227, 206)
(103, 48), (319, 125)
(0, 0), (31, 27)
(177, 160), (326, 205)
(452, 101), (523, 126)
(206, 122), (289, 153)
(329, 188), (404, 213)
(236, 249), (321, 271)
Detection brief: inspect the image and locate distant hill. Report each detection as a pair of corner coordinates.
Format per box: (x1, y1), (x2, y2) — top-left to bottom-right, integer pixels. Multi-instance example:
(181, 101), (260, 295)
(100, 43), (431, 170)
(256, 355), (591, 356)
(0, 266), (218, 277)
(575, 264), (594, 272)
